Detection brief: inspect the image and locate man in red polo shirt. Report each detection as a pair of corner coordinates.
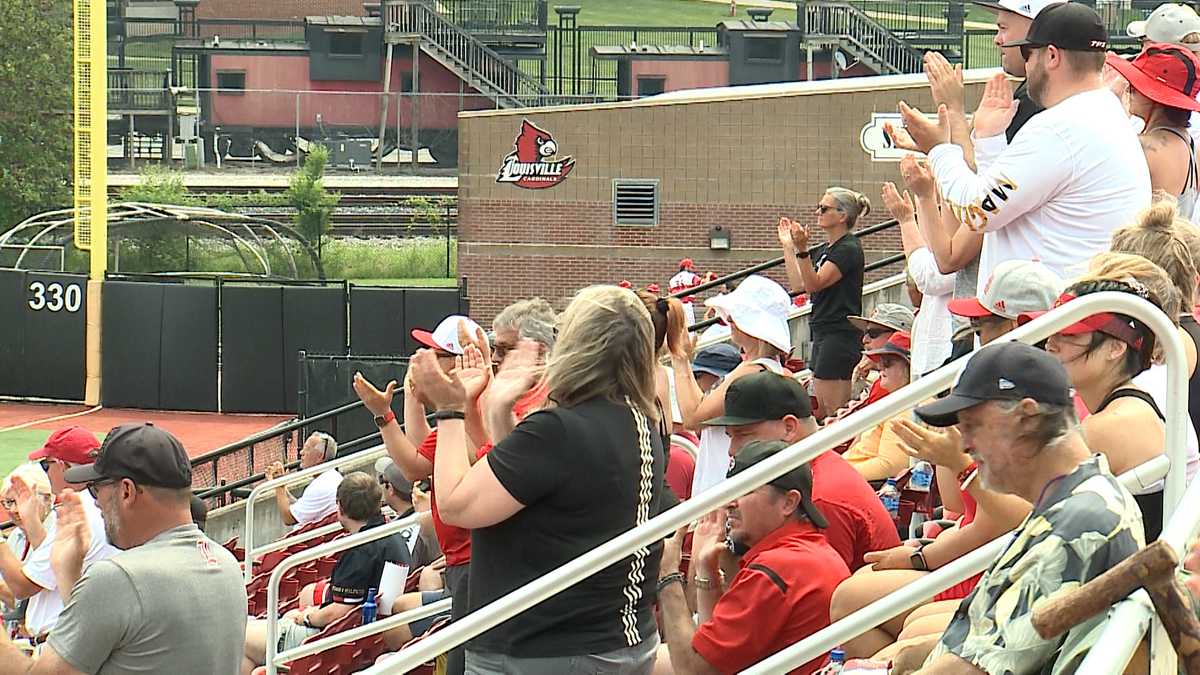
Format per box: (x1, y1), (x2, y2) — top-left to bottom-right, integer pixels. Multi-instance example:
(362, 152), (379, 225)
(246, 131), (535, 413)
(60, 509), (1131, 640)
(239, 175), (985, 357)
(657, 440), (850, 674)
(704, 371), (900, 571)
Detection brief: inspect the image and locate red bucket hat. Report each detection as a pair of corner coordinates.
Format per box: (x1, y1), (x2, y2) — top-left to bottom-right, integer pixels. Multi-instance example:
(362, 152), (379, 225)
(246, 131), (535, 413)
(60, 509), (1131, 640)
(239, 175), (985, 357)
(1106, 43), (1200, 112)
(865, 331), (912, 363)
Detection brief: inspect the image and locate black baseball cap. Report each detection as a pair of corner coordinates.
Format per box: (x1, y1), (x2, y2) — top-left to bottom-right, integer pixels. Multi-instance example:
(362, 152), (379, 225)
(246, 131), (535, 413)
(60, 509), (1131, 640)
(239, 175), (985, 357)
(704, 371), (812, 426)
(64, 422), (193, 489)
(728, 440), (828, 528)
(914, 342), (1071, 427)
(1003, 2), (1108, 51)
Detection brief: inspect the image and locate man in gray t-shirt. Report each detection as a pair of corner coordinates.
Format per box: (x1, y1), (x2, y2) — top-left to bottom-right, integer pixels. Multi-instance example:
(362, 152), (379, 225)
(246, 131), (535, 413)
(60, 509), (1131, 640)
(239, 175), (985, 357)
(0, 423), (247, 674)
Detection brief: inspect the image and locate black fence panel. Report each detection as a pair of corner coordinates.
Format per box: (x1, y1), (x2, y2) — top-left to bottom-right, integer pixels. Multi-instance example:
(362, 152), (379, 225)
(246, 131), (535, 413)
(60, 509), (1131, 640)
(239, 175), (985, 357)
(103, 281), (219, 410)
(1, 271), (89, 400)
(282, 286), (347, 413)
(0, 270), (28, 396)
(403, 288), (466, 355)
(102, 281), (164, 408)
(300, 354), (408, 449)
(221, 285), (286, 413)
(349, 286), (407, 356)
(160, 285), (219, 411)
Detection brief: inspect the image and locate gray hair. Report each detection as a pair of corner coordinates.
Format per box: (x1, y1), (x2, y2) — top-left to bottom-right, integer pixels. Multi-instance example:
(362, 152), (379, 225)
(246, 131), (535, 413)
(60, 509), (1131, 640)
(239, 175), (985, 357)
(992, 399), (1078, 450)
(493, 297), (558, 350)
(311, 432), (337, 461)
(826, 187), (872, 227)
(1, 462), (51, 497)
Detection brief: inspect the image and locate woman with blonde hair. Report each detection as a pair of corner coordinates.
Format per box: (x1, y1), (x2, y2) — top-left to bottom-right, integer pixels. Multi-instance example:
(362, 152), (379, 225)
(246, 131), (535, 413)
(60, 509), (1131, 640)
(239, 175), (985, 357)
(1111, 197), (1200, 444)
(779, 187), (871, 416)
(410, 284), (665, 674)
(0, 463), (53, 621)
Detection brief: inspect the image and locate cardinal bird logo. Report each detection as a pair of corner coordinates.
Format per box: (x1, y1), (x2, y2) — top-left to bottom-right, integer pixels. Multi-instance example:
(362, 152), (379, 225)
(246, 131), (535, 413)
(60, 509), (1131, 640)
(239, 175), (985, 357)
(496, 119), (575, 189)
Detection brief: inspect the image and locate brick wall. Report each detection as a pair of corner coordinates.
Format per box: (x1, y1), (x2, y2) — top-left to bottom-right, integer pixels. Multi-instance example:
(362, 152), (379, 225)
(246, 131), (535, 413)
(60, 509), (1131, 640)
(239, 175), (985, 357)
(458, 74), (988, 324)
(197, 0), (365, 20)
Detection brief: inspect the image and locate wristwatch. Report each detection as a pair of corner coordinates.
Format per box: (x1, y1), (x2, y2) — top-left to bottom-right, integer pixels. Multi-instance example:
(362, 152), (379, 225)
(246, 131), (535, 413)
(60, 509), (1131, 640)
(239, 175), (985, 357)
(373, 409), (396, 428)
(910, 543), (930, 572)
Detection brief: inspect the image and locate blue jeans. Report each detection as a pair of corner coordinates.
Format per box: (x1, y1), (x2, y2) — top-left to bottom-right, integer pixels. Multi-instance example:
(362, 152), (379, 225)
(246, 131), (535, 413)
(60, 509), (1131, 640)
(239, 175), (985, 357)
(465, 634), (659, 675)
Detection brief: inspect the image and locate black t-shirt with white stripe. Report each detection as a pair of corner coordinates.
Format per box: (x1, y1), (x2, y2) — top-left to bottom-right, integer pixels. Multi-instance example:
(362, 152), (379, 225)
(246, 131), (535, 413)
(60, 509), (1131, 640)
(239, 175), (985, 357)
(467, 398), (666, 658)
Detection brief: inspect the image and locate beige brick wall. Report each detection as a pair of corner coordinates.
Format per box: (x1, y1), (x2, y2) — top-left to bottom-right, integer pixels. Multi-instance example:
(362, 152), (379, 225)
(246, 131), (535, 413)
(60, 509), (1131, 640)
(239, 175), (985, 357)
(459, 73), (991, 323)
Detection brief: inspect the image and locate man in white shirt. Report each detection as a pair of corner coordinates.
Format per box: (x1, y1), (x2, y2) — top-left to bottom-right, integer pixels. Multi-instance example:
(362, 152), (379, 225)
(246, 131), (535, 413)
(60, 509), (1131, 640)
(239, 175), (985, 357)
(899, 2), (1151, 288)
(264, 432), (343, 529)
(0, 427), (117, 640)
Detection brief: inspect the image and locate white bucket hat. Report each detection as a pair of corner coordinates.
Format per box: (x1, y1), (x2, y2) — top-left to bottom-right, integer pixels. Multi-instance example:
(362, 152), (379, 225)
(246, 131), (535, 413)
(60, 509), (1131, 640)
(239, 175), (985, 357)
(705, 275), (792, 353)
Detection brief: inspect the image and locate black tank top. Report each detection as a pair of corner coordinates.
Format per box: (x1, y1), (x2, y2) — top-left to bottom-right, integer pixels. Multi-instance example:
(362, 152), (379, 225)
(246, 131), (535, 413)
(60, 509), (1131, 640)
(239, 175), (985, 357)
(1095, 388), (1163, 542)
(1179, 315), (1200, 442)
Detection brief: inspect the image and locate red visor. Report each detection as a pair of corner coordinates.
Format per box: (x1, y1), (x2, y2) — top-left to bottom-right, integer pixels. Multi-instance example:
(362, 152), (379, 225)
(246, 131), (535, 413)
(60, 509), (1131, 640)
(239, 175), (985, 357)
(1017, 293), (1145, 349)
(947, 296), (995, 318)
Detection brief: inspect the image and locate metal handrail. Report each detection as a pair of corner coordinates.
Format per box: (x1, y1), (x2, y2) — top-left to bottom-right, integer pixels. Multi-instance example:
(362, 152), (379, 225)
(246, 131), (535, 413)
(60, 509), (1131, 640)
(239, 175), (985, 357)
(745, 456), (1172, 673)
(264, 512), (423, 675)
(277, 598), (453, 667)
(242, 444), (390, 582)
(356, 292), (1187, 674)
(1078, 459), (1200, 673)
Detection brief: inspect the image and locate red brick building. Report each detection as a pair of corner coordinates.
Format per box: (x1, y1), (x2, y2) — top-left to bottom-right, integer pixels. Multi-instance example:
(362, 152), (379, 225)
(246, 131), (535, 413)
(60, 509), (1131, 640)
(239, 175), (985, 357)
(196, 0), (365, 20)
(456, 73), (990, 323)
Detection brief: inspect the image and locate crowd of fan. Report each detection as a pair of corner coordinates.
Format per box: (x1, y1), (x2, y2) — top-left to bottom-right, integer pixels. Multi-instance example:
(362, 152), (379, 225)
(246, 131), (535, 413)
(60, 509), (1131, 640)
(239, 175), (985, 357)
(9, 1), (1200, 674)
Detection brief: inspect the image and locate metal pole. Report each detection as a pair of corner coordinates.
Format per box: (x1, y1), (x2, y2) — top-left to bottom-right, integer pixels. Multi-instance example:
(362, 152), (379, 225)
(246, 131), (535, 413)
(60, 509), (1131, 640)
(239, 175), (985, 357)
(294, 93), (301, 168)
(376, 41), (395, 172)
(411, 38), (420, 173)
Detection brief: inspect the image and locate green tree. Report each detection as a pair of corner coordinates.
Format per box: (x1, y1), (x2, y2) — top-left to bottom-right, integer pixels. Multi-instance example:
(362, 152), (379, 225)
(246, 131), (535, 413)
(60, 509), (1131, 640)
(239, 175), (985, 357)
(118, 165), (196, 205)
(0, 0), (72, 229)
(285, 145), (340, 245)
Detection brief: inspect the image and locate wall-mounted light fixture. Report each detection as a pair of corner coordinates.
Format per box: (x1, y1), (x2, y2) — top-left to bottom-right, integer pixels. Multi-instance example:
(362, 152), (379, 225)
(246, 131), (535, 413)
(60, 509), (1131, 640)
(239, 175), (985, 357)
(709, 225), (731, 250)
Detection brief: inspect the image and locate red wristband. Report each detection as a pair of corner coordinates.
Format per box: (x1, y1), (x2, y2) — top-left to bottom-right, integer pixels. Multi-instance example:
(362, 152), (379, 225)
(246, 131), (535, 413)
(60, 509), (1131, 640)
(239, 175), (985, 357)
(957, 461), (978, 487)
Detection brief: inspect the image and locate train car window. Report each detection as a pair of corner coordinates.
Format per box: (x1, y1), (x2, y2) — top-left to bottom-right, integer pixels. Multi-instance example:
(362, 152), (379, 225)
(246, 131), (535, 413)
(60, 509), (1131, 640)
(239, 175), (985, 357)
(746, 37), (784, 63)
(216, 71), (246, 94)
(329, 32), (365, 57)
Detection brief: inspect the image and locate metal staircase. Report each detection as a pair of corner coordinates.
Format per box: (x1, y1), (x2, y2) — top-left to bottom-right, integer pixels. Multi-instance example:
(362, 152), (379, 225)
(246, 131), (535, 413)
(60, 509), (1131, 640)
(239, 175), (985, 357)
(801, 1), (925, 75)
(385, 0), (549, 109)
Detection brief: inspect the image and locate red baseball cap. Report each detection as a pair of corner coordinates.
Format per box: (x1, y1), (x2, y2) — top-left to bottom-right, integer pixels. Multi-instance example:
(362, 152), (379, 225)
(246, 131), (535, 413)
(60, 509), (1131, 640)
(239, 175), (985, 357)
(29, 426), (101, 465)
(1106, 44), (1200, 112)
(679, 258), (695, 270)
(618, 280), (633, 289)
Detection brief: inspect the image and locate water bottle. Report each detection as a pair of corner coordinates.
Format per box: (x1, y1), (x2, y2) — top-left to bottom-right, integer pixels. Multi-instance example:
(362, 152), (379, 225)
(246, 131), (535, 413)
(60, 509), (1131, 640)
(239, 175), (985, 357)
(879, 478), (901, 523)
(910, 461), (933, 493)
(816, 647), (846, 674)
(362, 587), (378, 624)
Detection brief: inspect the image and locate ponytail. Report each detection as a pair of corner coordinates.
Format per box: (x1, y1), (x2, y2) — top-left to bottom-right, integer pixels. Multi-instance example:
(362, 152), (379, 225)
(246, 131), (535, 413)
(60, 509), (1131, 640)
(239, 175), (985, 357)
(826, 187), (871, 227)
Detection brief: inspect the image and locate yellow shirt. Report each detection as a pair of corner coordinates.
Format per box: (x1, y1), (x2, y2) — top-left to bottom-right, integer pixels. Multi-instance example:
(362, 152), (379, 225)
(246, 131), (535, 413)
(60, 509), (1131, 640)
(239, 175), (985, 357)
(843, 412), (909, 482)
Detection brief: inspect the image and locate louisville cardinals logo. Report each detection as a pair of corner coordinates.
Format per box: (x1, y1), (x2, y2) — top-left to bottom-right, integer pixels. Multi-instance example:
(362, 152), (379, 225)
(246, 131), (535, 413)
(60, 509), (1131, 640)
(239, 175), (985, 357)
(496, 119), (575, 189)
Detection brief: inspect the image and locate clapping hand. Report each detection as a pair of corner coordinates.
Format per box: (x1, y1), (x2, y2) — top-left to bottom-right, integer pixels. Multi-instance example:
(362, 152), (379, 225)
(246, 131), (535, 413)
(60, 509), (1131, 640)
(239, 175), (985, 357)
(353, 371), (397, 418)
(50, 489), (91, 594)
(924, 51), (964, 113)
(692, 508), (729, 578)
(456, 343), (492, 403)
(264, 461), (287, 481)
(881, 182), (915, 224)
(883, 121), (921, 153)
(10, 475), (45, 531)
(486, 340), (540, 409)
(899, 154), (937, 199)
(409, 349), (467, 412)
(781, 217), (810, 252)
(897, 100), (951, 154)
(972, 73), (1018, 140)
(891, 418), (971, 473)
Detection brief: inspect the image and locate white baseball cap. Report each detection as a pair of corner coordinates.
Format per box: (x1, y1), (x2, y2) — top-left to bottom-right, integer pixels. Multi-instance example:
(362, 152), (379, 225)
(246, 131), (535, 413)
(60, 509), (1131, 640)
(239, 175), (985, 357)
(1127, 4), (1200, 50)
(411, 314), (483, 355)
(947, 260), (1065, 320)
(705, 275), (792, 353)
(972, 0), (1064, 20)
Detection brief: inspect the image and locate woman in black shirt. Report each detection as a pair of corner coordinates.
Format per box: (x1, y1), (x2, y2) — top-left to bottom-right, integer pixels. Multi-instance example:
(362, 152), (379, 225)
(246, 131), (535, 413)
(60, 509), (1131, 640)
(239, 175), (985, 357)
(409, 285), (665, 674)
(780, 186), (870, 418)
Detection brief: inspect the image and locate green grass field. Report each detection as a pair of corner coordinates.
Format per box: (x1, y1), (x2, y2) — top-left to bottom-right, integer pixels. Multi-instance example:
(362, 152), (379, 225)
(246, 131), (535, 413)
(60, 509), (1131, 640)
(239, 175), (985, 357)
(0, 429), (106, 478)
(348, 278), (458, 287)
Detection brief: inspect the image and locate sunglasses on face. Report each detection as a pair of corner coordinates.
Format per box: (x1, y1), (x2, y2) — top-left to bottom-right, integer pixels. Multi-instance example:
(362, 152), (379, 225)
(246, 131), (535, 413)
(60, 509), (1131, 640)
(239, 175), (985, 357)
(1019, 44), (1045, 62)
(86, 478), (119, 499)
(816, 204), (839, 214)
(865, 327), (894, 339)
(38, 459), (52, 473)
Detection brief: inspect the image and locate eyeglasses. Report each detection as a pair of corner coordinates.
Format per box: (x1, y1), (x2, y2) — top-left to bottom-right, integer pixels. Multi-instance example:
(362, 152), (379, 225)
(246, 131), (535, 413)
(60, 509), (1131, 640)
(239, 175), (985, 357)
(865, 327), (894, 339)
(86, 478), (119, 499)
(0, 499), (15, 510)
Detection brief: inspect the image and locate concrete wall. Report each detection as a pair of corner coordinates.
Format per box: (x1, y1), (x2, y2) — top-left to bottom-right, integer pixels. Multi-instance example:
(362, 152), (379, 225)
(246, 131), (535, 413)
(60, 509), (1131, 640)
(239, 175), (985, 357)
(457, 71), (990, 324)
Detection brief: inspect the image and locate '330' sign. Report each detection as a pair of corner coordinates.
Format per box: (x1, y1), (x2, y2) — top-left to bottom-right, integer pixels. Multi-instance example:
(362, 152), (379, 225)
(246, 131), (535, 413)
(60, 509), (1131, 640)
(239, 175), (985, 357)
(28, 281), (83, 313)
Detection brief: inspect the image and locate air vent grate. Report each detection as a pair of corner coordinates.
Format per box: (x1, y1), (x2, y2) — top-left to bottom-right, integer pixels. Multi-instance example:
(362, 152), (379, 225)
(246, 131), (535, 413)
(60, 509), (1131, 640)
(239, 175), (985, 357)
(613, 179), (659, 226)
